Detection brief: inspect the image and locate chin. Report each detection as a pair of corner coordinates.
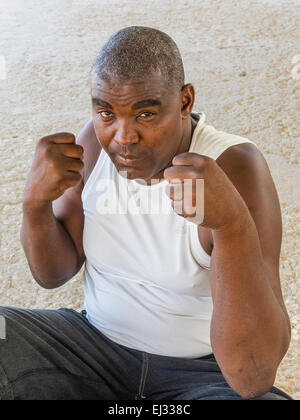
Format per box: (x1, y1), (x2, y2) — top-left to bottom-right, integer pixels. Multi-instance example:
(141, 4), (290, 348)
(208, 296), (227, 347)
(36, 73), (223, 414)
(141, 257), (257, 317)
(117, 165), (146, 181)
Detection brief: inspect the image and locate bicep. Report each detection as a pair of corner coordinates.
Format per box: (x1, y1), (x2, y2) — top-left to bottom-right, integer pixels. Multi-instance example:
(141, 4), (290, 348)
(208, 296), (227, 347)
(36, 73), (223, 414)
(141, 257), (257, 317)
(52, 180), (86, 270)
(51, 120), (98, 270)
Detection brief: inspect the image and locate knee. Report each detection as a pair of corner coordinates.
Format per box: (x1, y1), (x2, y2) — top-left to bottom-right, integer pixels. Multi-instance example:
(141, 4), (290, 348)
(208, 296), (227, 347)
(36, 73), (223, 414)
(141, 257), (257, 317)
(0, 306), (29, 320)
(0, 306), (19, 317)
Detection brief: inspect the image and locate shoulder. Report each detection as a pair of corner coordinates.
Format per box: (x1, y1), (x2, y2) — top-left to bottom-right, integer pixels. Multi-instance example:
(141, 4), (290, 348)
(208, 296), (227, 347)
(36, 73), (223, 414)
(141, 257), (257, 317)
(216, 142), (275, 204)
(76, 119), (102, 184)
(216, 141), (262, 168)
(216, 141), (279, 217)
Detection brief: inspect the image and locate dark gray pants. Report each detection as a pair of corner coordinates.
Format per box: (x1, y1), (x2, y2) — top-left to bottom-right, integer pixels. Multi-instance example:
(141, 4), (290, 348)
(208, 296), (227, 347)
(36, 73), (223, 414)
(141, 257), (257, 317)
(0, 306), (292, 400)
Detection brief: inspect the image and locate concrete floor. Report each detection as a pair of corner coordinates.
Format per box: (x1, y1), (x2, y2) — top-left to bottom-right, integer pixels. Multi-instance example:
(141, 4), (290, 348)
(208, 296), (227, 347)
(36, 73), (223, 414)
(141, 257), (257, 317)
(0, 0), (299, 398)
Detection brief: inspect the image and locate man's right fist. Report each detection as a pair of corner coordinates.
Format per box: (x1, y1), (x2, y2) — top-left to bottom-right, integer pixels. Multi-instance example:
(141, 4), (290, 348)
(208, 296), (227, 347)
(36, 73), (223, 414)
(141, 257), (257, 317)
(23, 133), (84, 205)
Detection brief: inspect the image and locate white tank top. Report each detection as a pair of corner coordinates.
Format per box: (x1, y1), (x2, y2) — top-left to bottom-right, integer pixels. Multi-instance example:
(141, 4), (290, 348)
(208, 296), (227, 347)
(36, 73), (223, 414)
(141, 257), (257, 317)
(82, 113), (257, 358)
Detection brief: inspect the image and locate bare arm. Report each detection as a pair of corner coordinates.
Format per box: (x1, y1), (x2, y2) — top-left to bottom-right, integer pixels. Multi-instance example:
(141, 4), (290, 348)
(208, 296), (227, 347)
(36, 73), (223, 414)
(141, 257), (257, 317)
(165, 144), (291, 399)
(210, 143), (291, 399)
(20, 132), (86, 289)
(21, 196), (84, 289)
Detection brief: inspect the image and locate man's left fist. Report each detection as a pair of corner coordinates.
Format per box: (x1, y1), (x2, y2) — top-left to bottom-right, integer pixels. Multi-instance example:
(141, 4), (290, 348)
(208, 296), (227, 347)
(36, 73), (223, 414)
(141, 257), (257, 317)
(163, 152), (247, 231)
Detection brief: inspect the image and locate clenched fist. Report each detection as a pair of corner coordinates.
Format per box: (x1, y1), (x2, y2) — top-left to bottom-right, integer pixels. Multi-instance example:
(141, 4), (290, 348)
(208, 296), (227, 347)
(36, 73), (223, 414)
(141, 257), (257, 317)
(164, 152), (247, 231)
(23, 133), (84, 205)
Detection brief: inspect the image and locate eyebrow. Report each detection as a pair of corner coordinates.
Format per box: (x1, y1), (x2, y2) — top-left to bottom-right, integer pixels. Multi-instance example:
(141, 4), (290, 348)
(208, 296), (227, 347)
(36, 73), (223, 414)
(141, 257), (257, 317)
(92, 98), (162, 110)
(132, 99), (162, 110)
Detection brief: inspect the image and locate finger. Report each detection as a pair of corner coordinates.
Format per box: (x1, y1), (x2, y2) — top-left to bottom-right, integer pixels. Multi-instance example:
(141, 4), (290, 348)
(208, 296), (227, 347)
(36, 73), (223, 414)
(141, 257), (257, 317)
(165, 183), (184, 201)
(52, 143), (84, 159)
(60, 172), (82, 190)
(172, 152), (206, 167)
(171, 199), (196, 218)
(163, 166), (191, 183)
(62, 156), (84, 173)
(48, 133), (76, 144)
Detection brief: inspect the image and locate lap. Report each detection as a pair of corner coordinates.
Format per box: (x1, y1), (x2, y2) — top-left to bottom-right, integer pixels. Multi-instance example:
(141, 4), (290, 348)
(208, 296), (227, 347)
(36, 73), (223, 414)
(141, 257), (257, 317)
(0, 306), (141, 400)
(0, 306), (292, 400)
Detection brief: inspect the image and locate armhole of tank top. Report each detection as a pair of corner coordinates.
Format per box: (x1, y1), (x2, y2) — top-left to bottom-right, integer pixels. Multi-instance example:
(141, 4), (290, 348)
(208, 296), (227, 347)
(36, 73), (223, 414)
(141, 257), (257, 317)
(81, 148), (107, 202)
(189, 222), (211, 270)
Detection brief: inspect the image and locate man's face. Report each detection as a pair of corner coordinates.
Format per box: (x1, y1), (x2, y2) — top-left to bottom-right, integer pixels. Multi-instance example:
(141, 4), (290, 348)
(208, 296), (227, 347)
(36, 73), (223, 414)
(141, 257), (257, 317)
(91, 73), (187, 183)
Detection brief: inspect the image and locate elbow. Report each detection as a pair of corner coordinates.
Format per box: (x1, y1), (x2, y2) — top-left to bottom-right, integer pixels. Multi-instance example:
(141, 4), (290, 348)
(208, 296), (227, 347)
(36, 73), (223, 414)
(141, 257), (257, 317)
(35, 279), (64, 290)
(226, 369), (277, 400)
(33, 271), (74, 290)
(234, 379), (275, 400)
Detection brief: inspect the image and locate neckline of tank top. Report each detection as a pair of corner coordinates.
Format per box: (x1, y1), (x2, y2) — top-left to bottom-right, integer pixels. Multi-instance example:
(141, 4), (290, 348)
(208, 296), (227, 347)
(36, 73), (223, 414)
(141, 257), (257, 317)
(119, 112), (206, 191)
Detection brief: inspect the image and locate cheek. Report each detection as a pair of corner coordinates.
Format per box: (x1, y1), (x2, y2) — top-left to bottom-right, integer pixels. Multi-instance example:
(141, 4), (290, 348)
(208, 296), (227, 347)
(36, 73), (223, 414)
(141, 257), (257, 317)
(150, 121), (182, 155)
(143, 121), (170, 148)
(93, 123), (112, 149)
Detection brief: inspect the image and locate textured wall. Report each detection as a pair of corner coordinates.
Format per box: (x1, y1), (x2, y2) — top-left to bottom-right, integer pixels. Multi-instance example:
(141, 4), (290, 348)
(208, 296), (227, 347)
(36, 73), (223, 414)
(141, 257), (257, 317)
(0, 0), (299, 398)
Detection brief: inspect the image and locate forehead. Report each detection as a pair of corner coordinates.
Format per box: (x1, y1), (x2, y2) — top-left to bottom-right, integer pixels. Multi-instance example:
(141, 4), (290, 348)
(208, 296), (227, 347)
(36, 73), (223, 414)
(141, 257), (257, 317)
(91, 73), (173, 106)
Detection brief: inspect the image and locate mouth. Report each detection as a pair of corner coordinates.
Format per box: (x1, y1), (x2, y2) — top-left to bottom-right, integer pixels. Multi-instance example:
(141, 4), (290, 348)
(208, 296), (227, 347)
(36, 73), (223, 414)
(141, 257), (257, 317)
(117, 154), (144, 165)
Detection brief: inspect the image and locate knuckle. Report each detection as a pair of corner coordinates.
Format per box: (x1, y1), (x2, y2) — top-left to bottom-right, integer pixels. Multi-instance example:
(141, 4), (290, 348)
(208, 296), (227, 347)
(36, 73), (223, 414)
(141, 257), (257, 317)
(56, 132), (75, 142)
(39, 134), (55, 145)
(190, 167), (199, 176)
(43, 147), (53, 160)
(40, 142), (55, 159)
(202, 156), (214, 168)
(38, 136), (46, 147)
(37, 137), (50, 154)
(48, 158), (59, 172)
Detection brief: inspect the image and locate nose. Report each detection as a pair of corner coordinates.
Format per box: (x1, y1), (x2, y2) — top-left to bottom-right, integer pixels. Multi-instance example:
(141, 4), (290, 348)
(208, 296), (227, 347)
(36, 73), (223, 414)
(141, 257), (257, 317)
(114, 121), (139, 146)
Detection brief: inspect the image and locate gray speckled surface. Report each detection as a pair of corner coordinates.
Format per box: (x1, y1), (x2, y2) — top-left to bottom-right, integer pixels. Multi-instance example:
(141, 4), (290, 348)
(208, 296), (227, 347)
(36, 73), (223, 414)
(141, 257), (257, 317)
(0, 0), (299, 398)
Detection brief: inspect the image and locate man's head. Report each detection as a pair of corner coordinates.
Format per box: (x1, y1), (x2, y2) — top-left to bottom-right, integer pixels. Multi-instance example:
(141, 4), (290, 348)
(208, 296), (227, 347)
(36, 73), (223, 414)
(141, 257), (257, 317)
(91, 26), (195, 183)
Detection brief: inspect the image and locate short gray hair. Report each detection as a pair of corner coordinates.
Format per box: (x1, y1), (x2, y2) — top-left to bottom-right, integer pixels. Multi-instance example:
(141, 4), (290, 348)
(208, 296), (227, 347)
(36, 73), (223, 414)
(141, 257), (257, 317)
(92, 26), (185, 89)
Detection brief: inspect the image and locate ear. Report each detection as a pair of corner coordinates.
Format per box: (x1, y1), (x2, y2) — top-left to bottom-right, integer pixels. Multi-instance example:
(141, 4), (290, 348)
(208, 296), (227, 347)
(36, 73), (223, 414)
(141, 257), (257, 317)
(180, 84), (195, 119)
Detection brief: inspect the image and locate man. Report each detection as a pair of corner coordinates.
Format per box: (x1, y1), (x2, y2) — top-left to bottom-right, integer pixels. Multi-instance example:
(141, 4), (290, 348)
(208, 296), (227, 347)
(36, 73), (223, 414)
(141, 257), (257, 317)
(0, 27), (291, 400)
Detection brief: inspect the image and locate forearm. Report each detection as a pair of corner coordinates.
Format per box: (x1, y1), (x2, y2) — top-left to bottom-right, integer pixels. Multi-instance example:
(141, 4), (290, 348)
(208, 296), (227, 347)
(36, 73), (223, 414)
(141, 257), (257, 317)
(210, 212), (290, 398)
(21, 201), (80, 289)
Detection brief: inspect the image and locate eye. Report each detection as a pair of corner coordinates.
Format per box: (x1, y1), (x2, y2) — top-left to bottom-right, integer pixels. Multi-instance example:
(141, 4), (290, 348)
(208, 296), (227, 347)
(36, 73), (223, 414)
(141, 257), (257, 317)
(98, 110), (114, 120)
(138, 112), (155, 119)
